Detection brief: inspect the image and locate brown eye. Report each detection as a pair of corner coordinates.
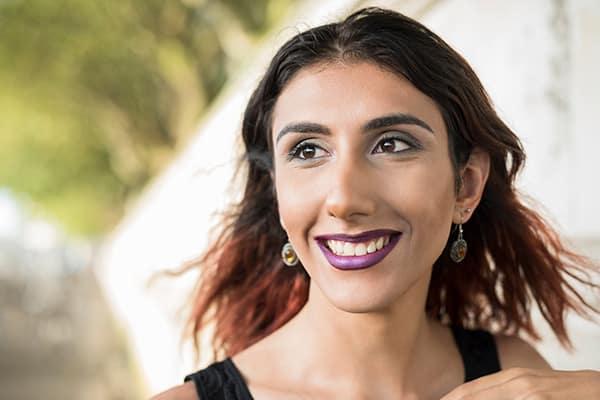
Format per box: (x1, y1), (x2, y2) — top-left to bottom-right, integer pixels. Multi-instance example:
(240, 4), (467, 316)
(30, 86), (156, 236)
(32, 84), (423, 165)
(374, 137), (410, 153)
(288, 142), (328, 161)
(381, 139), (396, 152)
(299, 145), (316, 159)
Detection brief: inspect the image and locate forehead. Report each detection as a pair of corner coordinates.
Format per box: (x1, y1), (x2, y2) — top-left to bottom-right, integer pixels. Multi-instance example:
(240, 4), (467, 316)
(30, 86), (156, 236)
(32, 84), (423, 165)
(271, 61), (446, 138)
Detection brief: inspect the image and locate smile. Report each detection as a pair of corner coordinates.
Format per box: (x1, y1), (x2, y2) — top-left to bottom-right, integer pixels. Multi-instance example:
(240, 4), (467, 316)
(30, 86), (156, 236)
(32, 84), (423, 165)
(314, 229), (401, 270)
(325, 235), (392, 256)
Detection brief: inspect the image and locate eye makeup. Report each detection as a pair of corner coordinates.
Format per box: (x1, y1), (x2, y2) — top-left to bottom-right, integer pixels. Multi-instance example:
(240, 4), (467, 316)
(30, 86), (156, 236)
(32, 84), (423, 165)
(283, 130), (423, 163)
(371, 131), (423, 154)
(286, 138), (329, 162)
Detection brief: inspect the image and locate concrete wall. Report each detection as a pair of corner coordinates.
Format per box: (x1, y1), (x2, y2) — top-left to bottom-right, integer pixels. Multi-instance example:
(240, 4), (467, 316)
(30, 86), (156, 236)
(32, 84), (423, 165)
(420, 0), (600, 240)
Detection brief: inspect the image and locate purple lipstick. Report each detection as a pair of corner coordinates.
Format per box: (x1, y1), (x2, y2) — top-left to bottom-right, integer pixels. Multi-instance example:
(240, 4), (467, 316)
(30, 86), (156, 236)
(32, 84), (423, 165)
(314, 229), (401, 270)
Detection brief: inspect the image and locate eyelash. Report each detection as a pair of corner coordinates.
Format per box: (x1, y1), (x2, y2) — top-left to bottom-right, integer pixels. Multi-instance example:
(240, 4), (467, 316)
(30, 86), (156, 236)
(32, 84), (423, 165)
(286, 133), (420, 162)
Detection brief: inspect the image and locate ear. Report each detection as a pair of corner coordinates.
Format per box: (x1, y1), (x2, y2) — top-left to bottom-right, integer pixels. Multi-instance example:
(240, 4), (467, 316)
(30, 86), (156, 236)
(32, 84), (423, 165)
(453, 147), (490, 224)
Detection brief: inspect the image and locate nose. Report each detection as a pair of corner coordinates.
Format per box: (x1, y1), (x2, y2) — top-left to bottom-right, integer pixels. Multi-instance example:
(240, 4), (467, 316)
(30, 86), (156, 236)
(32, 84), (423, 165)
(325, 155), (377, 221)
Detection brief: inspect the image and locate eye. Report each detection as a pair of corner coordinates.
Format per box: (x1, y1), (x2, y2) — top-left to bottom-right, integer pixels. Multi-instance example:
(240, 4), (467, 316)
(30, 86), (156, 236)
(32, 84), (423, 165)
(373, 136), (412, 154)
(288, 142), (329, 161)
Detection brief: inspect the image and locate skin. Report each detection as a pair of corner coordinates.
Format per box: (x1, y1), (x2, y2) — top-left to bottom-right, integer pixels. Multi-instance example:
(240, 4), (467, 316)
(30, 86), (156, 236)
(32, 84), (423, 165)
(151, 62), (600, 399)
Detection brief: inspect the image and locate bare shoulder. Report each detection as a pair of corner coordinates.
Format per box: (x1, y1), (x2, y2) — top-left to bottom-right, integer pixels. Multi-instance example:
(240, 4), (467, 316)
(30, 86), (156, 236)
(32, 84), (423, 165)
(494, 334), (552, 370)
(149, 382), (197, 400)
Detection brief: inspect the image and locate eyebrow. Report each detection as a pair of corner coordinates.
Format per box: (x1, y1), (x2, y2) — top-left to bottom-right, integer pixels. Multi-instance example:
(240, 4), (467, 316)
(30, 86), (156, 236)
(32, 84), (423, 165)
(275, 112), (434, 144)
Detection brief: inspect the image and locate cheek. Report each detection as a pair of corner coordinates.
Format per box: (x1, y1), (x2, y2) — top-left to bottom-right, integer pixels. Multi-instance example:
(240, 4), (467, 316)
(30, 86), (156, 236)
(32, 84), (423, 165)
(391, 162), (455, 257)
(275, 168), (320, 239)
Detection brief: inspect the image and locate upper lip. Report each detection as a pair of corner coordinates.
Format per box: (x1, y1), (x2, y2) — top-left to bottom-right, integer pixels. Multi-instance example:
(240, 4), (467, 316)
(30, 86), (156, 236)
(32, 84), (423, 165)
(314, 229), (401, 243)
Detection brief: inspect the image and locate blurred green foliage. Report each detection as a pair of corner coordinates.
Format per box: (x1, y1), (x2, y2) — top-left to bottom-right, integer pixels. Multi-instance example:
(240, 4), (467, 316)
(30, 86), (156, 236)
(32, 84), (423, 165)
(0, 0), (293, 235)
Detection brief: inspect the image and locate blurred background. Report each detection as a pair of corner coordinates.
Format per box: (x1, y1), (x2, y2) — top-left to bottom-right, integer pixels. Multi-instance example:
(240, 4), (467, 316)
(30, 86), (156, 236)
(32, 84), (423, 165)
(0, 0), (598, 399)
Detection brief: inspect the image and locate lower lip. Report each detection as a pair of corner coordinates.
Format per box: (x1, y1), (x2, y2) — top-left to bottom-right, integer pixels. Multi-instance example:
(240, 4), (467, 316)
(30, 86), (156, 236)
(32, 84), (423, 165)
(316, 234), (401, 271)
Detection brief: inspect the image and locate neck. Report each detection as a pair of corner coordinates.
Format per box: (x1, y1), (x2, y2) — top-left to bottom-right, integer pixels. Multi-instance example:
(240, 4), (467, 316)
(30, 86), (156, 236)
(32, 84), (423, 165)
(275, 277), (458, 398)
(301, 277), (428, 365)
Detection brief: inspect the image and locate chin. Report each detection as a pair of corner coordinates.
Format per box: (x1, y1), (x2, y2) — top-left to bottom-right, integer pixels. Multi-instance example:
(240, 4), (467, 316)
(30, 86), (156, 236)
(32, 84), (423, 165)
(310, 264), (430, 315)
(322, 285), (407, 314)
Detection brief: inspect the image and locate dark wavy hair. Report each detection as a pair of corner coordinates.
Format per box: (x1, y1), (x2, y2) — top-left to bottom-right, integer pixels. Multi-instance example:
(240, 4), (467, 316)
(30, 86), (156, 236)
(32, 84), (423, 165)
(183, 7), (598, 361)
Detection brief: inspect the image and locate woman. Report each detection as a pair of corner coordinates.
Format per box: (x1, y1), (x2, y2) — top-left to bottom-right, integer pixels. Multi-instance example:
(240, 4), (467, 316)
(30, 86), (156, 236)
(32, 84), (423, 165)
(153, 7), (600, 399)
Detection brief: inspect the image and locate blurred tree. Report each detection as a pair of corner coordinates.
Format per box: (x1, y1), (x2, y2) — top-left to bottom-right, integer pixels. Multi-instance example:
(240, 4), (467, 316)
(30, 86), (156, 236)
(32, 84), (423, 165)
(0, 0), (293, 235)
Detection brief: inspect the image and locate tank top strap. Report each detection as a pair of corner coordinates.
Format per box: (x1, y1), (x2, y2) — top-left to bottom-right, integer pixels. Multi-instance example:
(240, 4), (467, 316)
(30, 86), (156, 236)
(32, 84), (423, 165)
(184, 358), (253, 400)
(451, 325), (501, 382)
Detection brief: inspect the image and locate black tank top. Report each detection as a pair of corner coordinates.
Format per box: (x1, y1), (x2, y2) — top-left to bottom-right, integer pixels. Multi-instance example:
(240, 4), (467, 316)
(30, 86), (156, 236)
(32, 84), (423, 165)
(184, 326), (501, 399)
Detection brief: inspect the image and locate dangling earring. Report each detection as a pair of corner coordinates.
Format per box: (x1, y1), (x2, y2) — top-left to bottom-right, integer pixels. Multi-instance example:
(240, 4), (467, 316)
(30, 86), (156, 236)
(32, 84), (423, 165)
(281, 241), (298, 266)
(450, 208), (471, 263)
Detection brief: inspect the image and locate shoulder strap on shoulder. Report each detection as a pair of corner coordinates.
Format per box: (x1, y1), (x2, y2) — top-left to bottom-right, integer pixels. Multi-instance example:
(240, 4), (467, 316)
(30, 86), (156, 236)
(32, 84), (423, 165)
(451, 325), (501, 382)
(184, 358), (253, 400)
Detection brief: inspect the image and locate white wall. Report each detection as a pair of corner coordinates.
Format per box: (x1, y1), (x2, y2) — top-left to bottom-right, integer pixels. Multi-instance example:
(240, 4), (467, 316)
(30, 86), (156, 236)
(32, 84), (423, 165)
(422, 0), (600, 240)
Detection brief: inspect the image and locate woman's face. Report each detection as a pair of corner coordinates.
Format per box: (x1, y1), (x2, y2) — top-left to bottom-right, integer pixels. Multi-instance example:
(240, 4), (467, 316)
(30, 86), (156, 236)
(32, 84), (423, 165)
(271, 62), (458, 313)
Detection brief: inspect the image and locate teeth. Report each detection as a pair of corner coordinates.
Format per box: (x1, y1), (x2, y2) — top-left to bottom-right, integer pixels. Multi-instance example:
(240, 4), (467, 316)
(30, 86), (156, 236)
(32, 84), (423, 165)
(343, 242), (354, 256)
(355, 243), (367, 256)
(326, 235), (392, 256)
(336, 240), (344, 255)
(367, 241), (376, 253)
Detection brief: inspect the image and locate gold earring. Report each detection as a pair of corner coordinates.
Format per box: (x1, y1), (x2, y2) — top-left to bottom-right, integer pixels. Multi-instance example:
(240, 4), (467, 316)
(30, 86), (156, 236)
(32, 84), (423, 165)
(281, 241), (298, 266)
(450, 208), (471, 263)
